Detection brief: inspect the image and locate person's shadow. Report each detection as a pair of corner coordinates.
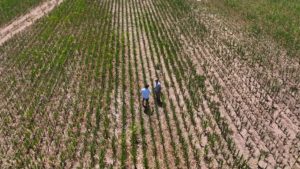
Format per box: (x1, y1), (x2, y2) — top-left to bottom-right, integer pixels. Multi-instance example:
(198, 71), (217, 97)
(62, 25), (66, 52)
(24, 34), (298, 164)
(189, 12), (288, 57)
(143, 106), (153, 116)
(156, 100), (163, 107)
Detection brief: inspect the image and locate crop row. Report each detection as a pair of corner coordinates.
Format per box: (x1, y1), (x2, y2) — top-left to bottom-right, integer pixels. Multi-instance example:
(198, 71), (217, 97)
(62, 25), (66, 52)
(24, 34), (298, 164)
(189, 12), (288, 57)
(0, 0), (298, 168)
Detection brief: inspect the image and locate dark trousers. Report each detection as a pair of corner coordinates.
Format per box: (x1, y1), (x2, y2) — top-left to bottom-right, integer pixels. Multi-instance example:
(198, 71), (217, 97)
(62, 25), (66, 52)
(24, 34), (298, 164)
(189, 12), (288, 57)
(142, 98), (149, 107)
(155, 92), (161, 103)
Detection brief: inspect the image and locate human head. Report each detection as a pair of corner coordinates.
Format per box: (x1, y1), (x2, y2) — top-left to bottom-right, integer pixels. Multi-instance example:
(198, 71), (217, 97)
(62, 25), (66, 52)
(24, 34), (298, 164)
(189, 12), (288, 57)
(145, 84), (149, 88)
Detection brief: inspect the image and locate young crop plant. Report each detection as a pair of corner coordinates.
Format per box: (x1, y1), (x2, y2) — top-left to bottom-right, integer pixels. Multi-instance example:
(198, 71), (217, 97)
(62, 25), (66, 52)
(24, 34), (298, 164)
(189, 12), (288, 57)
(142, 0), (219, 166)
(138, 3), (199, 168)
(0, 0), (298, 168)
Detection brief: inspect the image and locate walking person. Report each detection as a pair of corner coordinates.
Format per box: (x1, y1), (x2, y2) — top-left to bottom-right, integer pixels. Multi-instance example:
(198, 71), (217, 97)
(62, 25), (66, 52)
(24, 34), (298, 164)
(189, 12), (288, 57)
(141, 84), (151, 108)
(154, 79), (162, 105)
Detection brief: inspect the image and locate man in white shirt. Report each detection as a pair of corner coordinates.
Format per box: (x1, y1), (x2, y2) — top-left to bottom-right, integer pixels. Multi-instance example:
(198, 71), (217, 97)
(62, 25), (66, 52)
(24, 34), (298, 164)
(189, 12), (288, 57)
(141, 84), (151, 108)
(154, 79), (162, 104)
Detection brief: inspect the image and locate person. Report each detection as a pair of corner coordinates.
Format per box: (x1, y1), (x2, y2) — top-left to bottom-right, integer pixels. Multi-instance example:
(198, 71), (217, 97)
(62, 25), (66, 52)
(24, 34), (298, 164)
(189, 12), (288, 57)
(154, 79), (162, 104)
(141, 84), (151, 108)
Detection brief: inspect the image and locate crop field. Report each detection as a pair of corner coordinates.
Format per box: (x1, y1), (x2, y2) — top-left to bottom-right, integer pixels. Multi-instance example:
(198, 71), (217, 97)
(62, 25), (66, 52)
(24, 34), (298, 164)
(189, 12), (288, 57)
(0, 0), (299, 168)
(205, 0), (300, 57)
(0, 0), (44, 26)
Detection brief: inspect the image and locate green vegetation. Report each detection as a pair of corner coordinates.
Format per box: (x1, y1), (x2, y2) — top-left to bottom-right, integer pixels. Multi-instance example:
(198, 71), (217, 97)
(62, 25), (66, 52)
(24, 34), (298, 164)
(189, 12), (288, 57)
(206, 0), (300, 56)
(0, 0), (44, 26)
(0, 0), (298, 168)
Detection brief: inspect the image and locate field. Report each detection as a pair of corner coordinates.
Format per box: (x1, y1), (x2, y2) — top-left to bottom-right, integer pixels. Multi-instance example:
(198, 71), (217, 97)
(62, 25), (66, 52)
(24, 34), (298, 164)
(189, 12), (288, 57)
(205, 0), (300, 57)
(0, 0), (44, 26)
(0, 0), (299, 168)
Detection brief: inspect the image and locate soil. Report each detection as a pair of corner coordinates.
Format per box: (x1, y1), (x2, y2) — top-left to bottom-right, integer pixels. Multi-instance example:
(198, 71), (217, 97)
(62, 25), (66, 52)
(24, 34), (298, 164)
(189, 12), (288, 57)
(0, 0), (64, 46)
(0, 0), (298, 168)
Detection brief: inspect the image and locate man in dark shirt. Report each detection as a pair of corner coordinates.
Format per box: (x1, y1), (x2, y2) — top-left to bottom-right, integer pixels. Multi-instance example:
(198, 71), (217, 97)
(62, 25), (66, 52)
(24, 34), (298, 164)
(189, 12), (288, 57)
(154, 79), (162, 104)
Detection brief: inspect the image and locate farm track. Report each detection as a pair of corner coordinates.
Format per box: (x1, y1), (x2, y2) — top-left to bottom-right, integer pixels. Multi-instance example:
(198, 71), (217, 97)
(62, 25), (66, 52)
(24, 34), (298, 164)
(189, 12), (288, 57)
(0, 0), (64, 46)
(0, 0), (299, 168)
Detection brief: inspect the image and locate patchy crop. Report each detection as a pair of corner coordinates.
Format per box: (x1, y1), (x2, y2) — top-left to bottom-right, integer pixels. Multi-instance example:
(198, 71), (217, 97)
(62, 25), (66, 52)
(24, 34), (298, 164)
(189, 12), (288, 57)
(0, 0), (299, 168)
(204, 0), (300, 57)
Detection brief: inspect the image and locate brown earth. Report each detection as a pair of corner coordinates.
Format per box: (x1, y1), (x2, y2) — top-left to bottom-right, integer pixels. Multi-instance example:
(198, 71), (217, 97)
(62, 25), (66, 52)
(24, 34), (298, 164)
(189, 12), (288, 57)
(0, 0), (299, 168)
